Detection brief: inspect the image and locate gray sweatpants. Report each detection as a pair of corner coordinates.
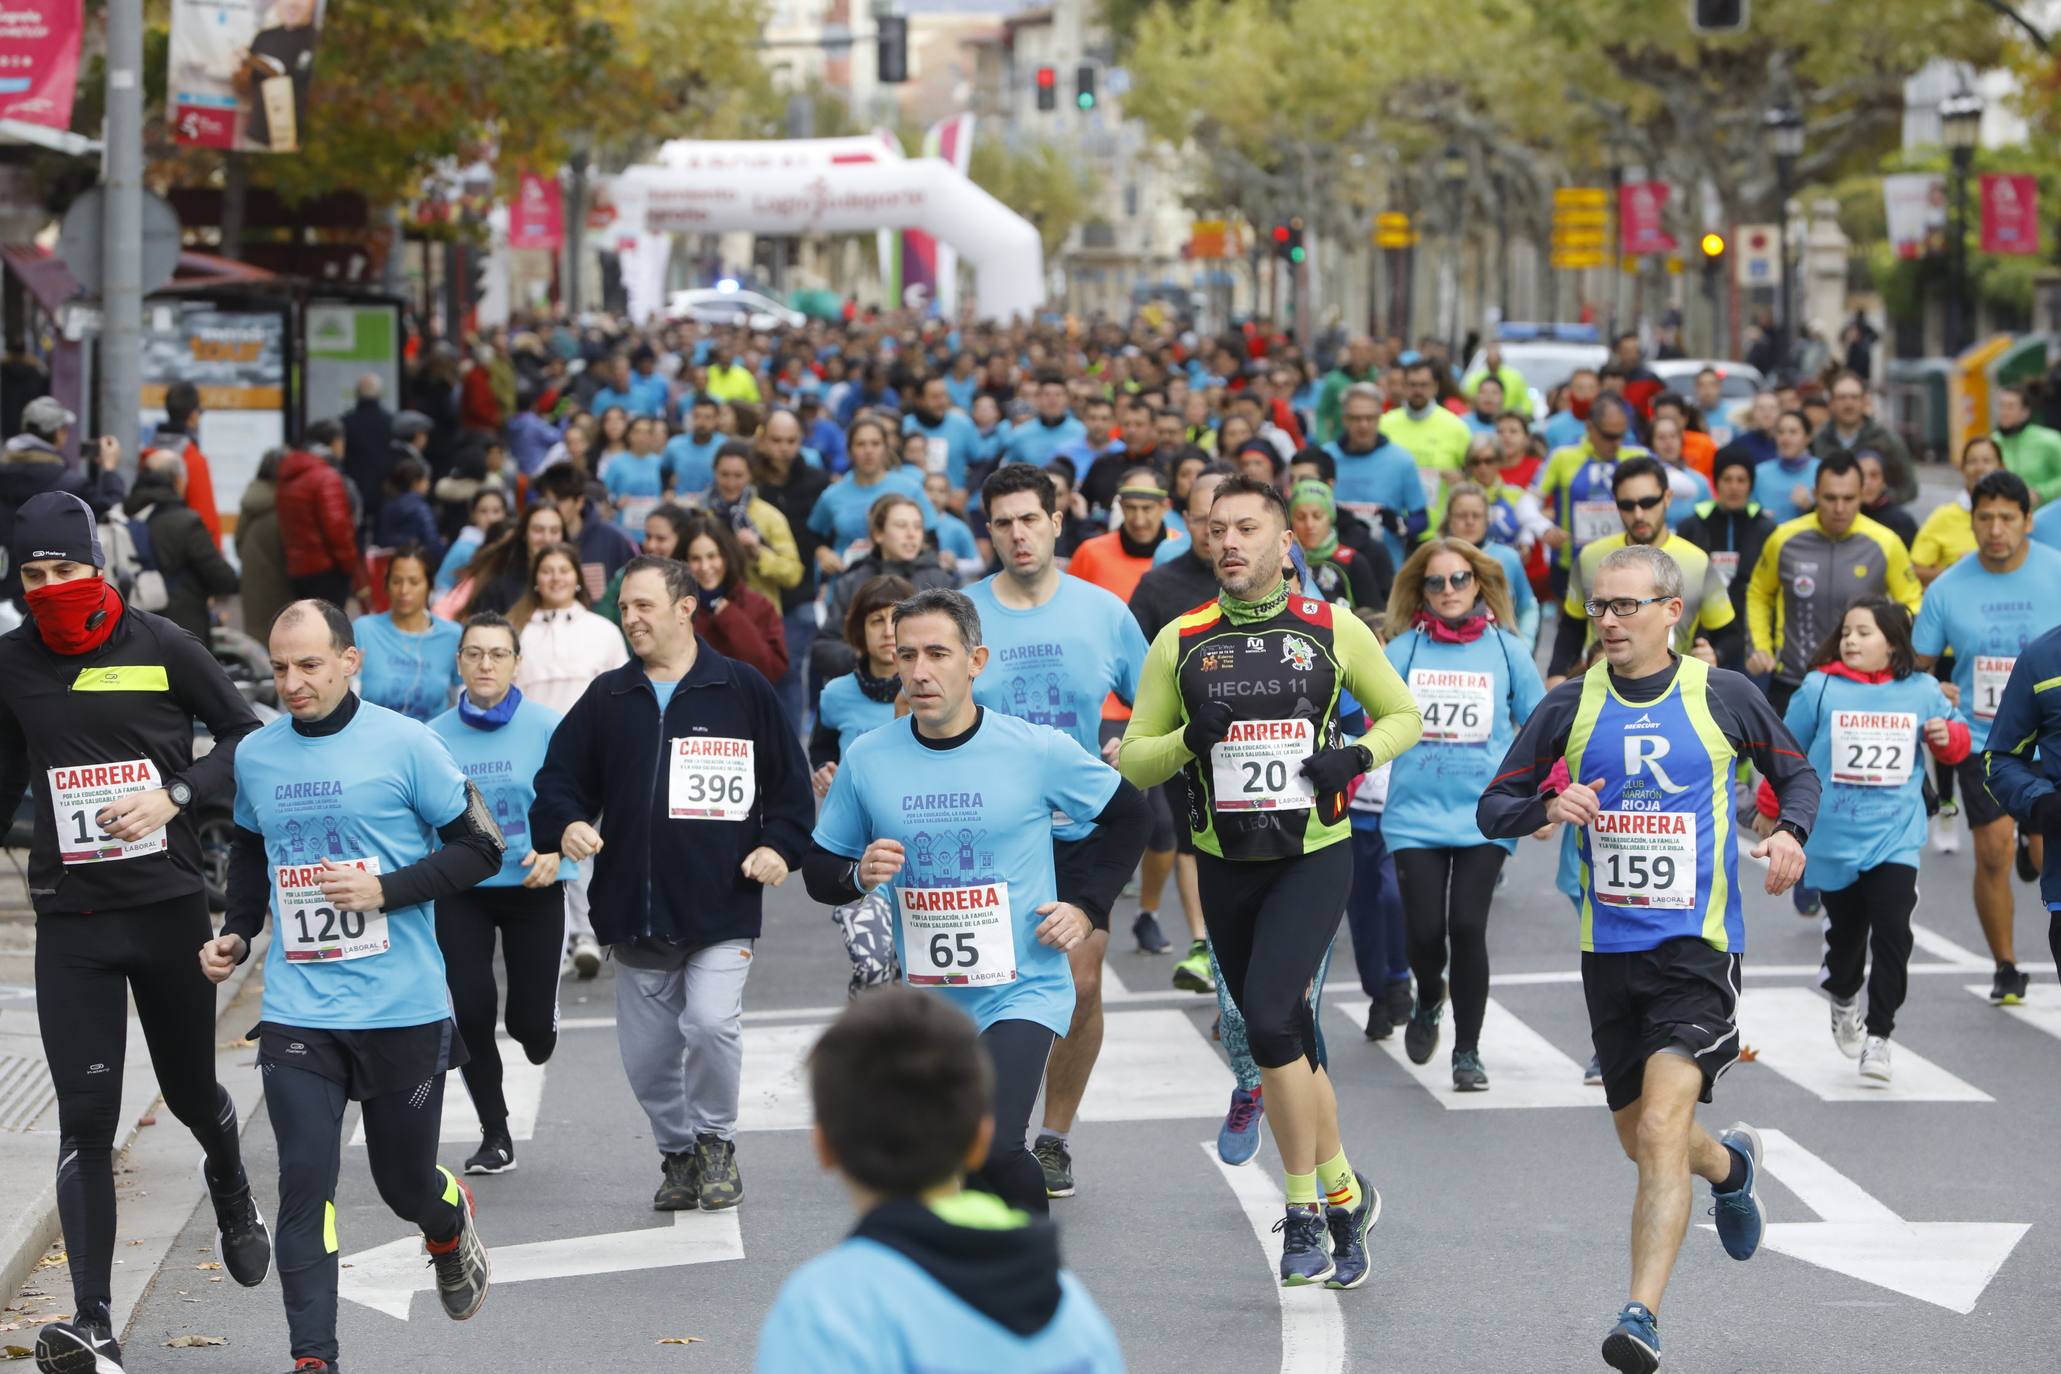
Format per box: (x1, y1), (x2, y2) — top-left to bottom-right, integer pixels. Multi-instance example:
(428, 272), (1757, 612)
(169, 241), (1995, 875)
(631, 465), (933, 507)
(611, 939), (754, 1153)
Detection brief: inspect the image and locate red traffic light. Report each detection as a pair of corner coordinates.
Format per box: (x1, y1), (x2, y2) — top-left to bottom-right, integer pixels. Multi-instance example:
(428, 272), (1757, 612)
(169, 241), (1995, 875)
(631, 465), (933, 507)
(1035, 66), (1056, 87)
(1272, 225), (1290, 243)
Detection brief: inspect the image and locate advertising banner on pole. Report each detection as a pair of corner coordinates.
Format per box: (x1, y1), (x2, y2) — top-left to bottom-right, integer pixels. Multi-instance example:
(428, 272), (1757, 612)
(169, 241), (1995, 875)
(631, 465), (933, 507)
(0, 0), (83, 129)
(508, 171), (564, 252)
(1979, 173), (2039, 256)
(167, 0), (325, 152)
(1617, 180), (1678, 256)
(1883, 173), (1946, 260)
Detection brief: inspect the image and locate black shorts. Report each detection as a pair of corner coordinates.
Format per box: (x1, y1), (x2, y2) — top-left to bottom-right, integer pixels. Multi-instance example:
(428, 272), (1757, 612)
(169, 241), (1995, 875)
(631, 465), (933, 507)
(1161, 777), (1194, 856)
(1053, 832), (1110, 932)
(1581, 937), (1741, 1113)
(1953, 753), (2008, 829)
(254, 1019), (467, 1102)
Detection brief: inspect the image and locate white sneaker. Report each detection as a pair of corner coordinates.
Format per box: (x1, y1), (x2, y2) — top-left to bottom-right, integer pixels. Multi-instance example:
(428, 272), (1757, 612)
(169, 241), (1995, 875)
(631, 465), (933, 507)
(571, 934), (602, 980)
(1859, 1035), (1892, 1083)
(1932, 813), (1960, 854)
(1829, 996), (1865, 1058)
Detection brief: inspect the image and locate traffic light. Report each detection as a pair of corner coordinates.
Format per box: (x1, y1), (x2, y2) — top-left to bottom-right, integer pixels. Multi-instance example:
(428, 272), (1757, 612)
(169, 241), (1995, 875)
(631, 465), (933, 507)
(1075, 64), (1096, 112)
(1699, 231), (1726, 260)
(1689, 0), (1747, 34)
(877, 14), (907, 83)
(1272, 223), (1292, 261)
(1035, 65), (1057, 112)
(1287, 217), (1306, 265)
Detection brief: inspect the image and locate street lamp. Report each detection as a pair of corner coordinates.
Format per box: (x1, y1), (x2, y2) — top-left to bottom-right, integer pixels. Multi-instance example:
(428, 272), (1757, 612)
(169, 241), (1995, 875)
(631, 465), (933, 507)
(1940, 90), (1985, 356)
(1762, 102), (1804, 372)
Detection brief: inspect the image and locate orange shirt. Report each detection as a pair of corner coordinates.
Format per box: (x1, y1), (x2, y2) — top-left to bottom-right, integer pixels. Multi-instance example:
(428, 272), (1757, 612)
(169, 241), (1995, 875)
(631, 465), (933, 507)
(1681, 431), (1715, 487)
(1066, 528), (1159, 720)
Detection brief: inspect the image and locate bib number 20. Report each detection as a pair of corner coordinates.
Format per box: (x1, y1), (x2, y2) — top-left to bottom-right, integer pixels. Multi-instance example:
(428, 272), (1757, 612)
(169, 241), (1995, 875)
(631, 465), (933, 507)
(1240, 758), (1291, 795)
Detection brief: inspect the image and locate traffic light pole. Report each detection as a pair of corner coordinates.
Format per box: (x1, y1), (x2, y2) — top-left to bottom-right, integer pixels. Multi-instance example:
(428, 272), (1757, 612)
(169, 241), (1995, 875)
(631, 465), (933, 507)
(100, 0), (143, 461)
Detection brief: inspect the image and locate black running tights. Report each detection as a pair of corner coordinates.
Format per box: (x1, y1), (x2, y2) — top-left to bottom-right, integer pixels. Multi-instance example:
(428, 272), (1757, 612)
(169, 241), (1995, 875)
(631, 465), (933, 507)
(1195, 843), (1353, 1071)
(1393, 845), (1508, 1054)
(435, 884), (565, 1127)
(969, 1019), (1055, 1218)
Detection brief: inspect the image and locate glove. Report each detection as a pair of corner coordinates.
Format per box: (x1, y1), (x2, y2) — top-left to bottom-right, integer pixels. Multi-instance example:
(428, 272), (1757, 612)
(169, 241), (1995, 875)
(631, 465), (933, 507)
(1300, 744), (1370, 796)
(1182, 699), (1237, 758)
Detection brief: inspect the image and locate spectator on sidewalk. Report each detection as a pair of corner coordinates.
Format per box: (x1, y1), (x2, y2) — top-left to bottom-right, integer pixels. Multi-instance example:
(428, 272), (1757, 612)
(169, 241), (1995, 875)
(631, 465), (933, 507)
(144, 382), (222, 548)
(122, 449), (239, 643)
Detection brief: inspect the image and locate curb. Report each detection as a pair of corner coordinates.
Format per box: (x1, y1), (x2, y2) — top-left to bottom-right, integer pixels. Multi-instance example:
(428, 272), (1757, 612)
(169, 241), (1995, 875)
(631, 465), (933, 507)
(0, 931), (266, 1310)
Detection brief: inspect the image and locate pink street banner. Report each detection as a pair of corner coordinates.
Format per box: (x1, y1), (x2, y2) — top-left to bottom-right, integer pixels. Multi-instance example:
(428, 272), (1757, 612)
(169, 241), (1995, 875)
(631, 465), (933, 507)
(168, 0), (326, 153)
(1980, 173), (2039, 256)
(508, 170), (563, 251)
(0, 0), (83, 130)
(1617, 180), (1677, 256)
(901, 113), (975, 315)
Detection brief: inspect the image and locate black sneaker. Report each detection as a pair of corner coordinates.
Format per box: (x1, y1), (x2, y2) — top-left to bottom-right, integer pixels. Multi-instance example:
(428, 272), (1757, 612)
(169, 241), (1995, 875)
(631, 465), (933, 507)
(464, 1124), (516, 1175)
(1403, 998), (1444, 1066)
(1992, 963), (2031, 1006)
(1032, 1133), (1075, 1198)
(652, 1150), (699, 1211)
(425, 1172), (489, 1321)
(695, 1134), (743, 1211)
(34, 1308), (123, 1374)
(200, 1157), (272, 1288)
(1132, 910), (1171, 954)
(1383, 979), (1414, 1028)
(1363, 1000), (1393, 1041)
(2016, 831), (2039, 882)
(1452, 1048), (1489, 1092)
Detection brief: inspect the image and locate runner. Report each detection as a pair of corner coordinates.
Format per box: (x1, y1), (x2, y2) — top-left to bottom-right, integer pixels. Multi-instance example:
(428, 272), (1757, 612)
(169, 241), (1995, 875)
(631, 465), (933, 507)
(1324, 382), (1426, 571)
(426, 612), (575, 1174)
(804, 587), (1151, 1215)
(353, 544), (462, 721)
(1912, 470), (2061, 1004)
(1439, 479), (1539, 645)
(965, 464), (1152, 1200)
(0, 494), (269, 1374)
(1753, 597), (1966, 1083)
(1533, 394), (1649, 600)
(1290, 479), (1384, 614)
(1674, 452), (1774, 660)
(1982, 623), (2061, 984)
(1478, 544), (1820, 1374)
(200, 598), (501, 1373)
(1381, 538), (1546, 1090)
(1120, 474), (1423, 1288)
(530, 556), (813, 1212)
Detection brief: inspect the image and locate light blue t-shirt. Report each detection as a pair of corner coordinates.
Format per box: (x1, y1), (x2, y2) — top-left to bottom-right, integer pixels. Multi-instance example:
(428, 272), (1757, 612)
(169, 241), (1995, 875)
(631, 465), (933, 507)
(936, 513), (980, 568)
(817, 674), (897, 761)
(232, 703), (473, 1029)
(963, 575), (1148, 841)
(2032, 499), (2061, 553)
(808, 469), (938, 550)
(1911, 542), (2061, 749)
(600, 451), (667, 528)
(1665, 466), (1713, 530)
(352, 613), (462, 722)
(1000, 415), (1088, 468)
(1379, 627), (1544, 853)
(1325, 440), (1427, 569)
(662, 433), (729, 495)
(903, 411), (981, 490)
(435, 529), (484, 592)
(648, 675), (682, 713)
(1752, 457), (1819, 523)
(813, 711), (1121, 1036)
(1542, 410), (1587, 454)
(426, 694), (580, 886)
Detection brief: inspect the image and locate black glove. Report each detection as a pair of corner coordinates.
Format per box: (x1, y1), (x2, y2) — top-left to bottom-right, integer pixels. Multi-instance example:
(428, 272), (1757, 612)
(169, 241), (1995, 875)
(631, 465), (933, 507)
(1182, 699), (1237, 758)
(1300, 744), (1370, 796)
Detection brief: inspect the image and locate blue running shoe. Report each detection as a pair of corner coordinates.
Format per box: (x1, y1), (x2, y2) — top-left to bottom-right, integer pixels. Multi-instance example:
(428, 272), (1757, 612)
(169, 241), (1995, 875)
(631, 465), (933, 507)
(1216, 1086), (1264, 1166)
(1323, 1172), (1380, 1290)
(1710, 1122), (1766, 1261)
(1273, 1204), (1334, 1286)
(1601, 1301), (1660, 1373)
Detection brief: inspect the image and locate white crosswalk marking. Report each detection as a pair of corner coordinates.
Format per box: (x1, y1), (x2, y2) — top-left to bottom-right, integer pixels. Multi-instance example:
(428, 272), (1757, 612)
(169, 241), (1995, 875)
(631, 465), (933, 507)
(1738, 987), (1991, 1102)
(1963, 984), (2061, 1038)
(1332, 997), (1597, 1109)
(349, 1037), (548, 1146)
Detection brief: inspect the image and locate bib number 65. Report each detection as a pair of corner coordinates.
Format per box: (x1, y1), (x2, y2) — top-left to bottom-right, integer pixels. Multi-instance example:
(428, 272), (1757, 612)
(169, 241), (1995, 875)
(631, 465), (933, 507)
(928, 931), (979, 969)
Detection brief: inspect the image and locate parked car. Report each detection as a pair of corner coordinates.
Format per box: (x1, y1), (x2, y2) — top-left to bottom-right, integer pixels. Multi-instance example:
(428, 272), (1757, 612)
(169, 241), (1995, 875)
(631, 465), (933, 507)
(666, 287), (807, 332)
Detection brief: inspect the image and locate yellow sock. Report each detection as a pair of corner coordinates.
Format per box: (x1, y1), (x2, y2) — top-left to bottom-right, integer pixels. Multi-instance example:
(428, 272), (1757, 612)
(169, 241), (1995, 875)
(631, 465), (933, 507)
(1284, 1170), (1320, 1207)
(1317, 1148), (1361, 1210)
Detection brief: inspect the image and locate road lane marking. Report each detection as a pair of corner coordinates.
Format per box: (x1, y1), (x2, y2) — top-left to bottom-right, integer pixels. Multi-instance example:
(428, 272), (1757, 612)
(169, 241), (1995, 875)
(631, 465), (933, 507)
(350, 1037), (546, 1146)
(1333, 996), (1597, 1109)
(1737, 987), (1991, 1102)
(1204, 1142), (1345, 1374)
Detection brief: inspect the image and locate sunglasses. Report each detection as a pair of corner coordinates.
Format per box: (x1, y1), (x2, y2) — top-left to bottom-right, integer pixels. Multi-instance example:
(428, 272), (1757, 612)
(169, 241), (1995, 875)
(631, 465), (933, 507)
(1616, 494), (1666, 513)
(1424, 570), (1474, 594)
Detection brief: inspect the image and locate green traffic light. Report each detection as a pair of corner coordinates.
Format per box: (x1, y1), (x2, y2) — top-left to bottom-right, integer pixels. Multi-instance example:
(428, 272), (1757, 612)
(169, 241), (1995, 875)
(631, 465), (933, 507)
(1290, 247), (1305, 263)
(1077, 92), (1095, 110)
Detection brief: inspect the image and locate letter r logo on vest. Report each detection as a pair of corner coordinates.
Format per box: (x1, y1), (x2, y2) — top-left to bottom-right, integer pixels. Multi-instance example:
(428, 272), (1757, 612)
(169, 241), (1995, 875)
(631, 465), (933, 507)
(1623, 735), (1688, 794)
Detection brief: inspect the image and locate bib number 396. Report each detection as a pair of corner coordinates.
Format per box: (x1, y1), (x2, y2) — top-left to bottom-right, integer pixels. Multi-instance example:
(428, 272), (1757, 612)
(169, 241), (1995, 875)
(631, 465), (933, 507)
(1211, 718), (1316, 812)
(47, 759), (167, 865)
(275, 858), (388, 963)
(897, 882), (1017, 988)
(668, 736), (757, 821)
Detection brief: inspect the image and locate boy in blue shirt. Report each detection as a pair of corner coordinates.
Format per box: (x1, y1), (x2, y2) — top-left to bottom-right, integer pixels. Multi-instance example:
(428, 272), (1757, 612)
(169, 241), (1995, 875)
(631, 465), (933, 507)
(756, 988), (1126, 1374)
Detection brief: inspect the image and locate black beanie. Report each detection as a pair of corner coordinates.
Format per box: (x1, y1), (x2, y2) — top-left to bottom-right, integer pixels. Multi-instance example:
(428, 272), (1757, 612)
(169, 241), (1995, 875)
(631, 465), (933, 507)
(11, 491), (104, 571)
(1712, 448), (1757, 486)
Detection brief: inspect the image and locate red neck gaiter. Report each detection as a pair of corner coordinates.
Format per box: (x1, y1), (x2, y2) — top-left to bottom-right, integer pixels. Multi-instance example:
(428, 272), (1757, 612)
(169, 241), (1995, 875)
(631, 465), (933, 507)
(26, 577), (125, 655)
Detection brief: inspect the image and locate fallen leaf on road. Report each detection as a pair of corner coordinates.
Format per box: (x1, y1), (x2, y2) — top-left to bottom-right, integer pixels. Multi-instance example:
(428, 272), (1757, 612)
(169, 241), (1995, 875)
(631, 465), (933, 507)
(1738, 1044), (1759, 1062)
(656, 1336), (706, 1345)
(165, 1335), (227, 1348)
(3, 1344), (35, 1360)
(136, 1114), (156, 1127)
(194, 1262), (220, 1271)
(32, 1252), (65, 1270)
(126, 1240), (143, 1247)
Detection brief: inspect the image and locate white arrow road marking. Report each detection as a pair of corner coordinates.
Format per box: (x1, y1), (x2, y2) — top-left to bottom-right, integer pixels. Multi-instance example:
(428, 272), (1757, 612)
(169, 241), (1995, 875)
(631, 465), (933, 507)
(349, 1037), (548, 1146)
(1703, 1128), (2027, 1314)
(1333, 996), (1597, 1109)
(339, 1208), (744, 1320)
(1737, 988), (1991, 1102)
(1204, 1142), (1345, 1374)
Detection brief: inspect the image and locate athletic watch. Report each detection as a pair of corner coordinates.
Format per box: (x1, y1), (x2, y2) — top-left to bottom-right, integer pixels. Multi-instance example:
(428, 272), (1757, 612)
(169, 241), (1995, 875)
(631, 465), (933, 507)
(166, 779), (193, 810)
(1772, 819), (1808, 845)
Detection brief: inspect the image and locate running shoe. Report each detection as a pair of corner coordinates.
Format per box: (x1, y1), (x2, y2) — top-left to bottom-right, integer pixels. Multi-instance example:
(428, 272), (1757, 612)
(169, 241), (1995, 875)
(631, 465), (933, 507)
(1709, 1122), (1766, 1261)
(1403, 998), (1443, 1066)
(1363, 1000), (1393, 1041)
(464, 1124), (516, 1175)
(1033, 1133), (1075, 1197)
(1600, 1301), (1660, 1373)
(570, 934), (602, 980)
(1132, 910), (1171, 954)
(286, 1361), (337, 1373)
(1859, 1035), (1893, 1083)
(1828, 996), (1865, 1059)
(1383, 978), (1413, 1028)
(200, 1157), (272, 1288)
(1451, 1048), (1489, 1092)
(1791, 884), (1821, 918)
(1272, 1204), (1335, 1286)
(1931, 812), (1960, 854)
(1172, 940), (1214, 992)
(695, 1134), (744, 1210)
(652, 1150), (699, 1211)
(1216, 1086), (1264, 1166)
(1584, 1054), (1605, 1087)
(1323, 1172), (1380, 1290)
(34, 1308), (123, 1374)
(425, 1173), (490, 1321)
(2016, 830), (2039, 882)
(1991, 963), (2030, 1005)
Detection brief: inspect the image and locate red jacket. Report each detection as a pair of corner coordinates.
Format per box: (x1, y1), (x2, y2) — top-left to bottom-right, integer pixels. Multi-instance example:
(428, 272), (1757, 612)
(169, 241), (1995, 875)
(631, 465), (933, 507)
(692, 583), (789, 684)
(276, 451), (362, 581)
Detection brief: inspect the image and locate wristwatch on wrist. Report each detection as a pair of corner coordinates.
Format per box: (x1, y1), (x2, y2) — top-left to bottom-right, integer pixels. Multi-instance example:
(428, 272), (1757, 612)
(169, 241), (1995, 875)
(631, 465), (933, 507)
(1773, 819), (1808, 845)
(1353, 743), (1374, 773)
(167, 779), (193, 810)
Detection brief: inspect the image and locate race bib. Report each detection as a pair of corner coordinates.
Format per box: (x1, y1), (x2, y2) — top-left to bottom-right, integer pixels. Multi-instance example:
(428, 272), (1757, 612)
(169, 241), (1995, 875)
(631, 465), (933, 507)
(1411, 668), (1495, 744)
(1973, 655), (2015, 722)
(1572, 499), (1619, 547)
(1710, 550), (1740, 587)
(1340, 501), (1385, 531)
(1417, 467), (1444, 508)
(1589, 810), (1696, 909)
(1211, 718), (1316, 812)
(275, 857), (388, 963)
(898, 882), (1017, 987)
(1349, 760), (1391, 814)
(1829, 710), (1916, 787)
(618, 496), (660, 531)
(668, 736), (756, 821)
(48, 759), (167, 865)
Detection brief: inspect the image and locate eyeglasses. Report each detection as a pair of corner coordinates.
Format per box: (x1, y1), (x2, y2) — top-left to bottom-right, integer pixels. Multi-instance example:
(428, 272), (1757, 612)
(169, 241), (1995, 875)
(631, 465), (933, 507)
(1615, 494), (1666, 513)
(459, 647), (515, 664)
(1424, 570), (1474, 594)
(1467, 456), (1501, 467)
(1583, 595), (1674, 619)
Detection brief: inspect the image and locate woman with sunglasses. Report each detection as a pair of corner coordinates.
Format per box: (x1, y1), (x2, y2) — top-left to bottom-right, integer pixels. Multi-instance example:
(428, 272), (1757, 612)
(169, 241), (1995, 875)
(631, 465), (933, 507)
(1440, 481), (1539, 645)
(1381, 539), (1546, 1090)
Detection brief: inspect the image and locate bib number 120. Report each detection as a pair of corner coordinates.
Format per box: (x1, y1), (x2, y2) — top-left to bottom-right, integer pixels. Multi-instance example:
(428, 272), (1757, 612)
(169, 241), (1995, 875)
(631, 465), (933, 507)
(289, 905), (369, 945)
